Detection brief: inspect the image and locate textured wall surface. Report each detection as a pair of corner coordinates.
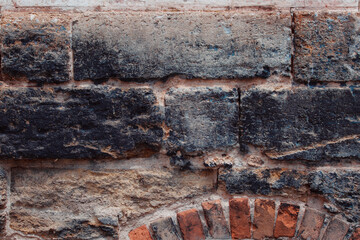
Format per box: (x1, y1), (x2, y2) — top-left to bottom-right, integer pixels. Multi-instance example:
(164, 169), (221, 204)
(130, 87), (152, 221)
(0, 0), (360, 239)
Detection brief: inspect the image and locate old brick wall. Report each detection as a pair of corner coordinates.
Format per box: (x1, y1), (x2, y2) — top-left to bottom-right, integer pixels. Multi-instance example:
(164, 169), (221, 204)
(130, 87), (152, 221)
(0, 0), (359, 239)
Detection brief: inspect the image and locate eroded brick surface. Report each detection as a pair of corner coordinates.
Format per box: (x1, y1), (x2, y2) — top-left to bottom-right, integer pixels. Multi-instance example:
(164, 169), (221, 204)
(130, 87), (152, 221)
(177, 209), (205, 240)
(241, 88), (360, 161)
(351, 228), (360, 240)
(294, 12), (360, 82)
(165, 88), (239, 156)
(201, 200), (230, 239)
(229, 198), (251, 239)
(1, 12), (71, 84)
(298, 208), (325, 240)
(10, 168), (215, 239)
(274, 203), (300, 238)
(0, 87), (163, 160)
(150, 217), (181, 240)
(72, 11), (290, 81)
(322, 218), (350, 240)
(253, 199), (275, 239)
(129, 225), (153, 240)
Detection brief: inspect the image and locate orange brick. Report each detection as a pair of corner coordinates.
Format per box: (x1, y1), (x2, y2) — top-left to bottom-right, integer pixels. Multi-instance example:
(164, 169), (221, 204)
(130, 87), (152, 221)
(229, 198), (251, 239)
(253, 199), (276, 239)
(129, 225), (153, 240)
(274, 203), (300, 238)
(351, 228), (360, 240)
(201, 200), (230, 239)
(177, 209), (205, 240)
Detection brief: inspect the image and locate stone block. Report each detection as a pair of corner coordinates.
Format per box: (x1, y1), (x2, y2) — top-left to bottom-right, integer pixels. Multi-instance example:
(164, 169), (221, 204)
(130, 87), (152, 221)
(1, 12), (71, 84)
(0, 87), (163, 159)
(72, 11), (290, 81)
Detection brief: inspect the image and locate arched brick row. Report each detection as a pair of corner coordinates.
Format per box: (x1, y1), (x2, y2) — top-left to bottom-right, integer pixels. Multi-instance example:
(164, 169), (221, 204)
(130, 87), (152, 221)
(128, 198), (359, 240)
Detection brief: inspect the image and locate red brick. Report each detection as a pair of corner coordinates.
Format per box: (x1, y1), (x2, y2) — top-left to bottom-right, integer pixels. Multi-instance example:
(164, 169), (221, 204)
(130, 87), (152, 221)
(253, 199), (275, 239)
(129, 225), (153, 240)
(201, 200), (230, 239)
(322, 218), (350, 240)
(229, 198), (251, 239)
(298, 208), (325, 240)
(177, 209), (205, 240)
(274, 203), (300, 238)
(351, 228), (360, 240)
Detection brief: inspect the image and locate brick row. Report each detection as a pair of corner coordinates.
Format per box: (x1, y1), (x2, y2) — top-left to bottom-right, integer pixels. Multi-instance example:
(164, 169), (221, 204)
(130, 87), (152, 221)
(129, 198), (351, 240)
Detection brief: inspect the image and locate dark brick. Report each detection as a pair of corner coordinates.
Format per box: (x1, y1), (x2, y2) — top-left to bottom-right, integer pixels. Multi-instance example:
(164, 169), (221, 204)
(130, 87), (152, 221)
(177, 209), (205, 240)
(294, 12), (360, 83)
(229, 198), (251, 239)
(201, 200), (230, 239)
(73, 12), (290, 81)
(274, 203), (300, 238)
(165, 87), (239, 156)
(1, 12), (70, 84)
(241, 88), (360, 161)
(0, 87), (163, 159)
(322, 218), (350, 240)
(150, 217), (181, 240)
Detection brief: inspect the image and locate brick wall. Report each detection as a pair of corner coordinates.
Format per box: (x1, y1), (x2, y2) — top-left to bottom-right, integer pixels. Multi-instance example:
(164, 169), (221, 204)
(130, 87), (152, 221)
(0, 1), (359, 239)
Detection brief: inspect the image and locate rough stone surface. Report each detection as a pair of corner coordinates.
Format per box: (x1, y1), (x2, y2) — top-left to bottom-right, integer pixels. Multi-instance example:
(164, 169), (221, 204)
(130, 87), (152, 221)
(0, 212), (6, 237)
(72, 11), (290, 81)
(322, 218), (350, 240)
(177, 209), (205, 240)
(10, 168), (215, 238)
(297, 208), (326, 240)
(241, 87), (360, 161)
(351, 228), (360, 240)
(294, 12), (360, 83)
(129, 225), (153, 240)
(274, 203), (300, 238)
(229, 198), (251, 239)
(0, 169), (7, 209)
(219, 168), (308, 195)
(1, 12), (70, 84)
(253, 199), (275, 239)
(0, 87), (163, 160)
(165, 88), (239, 156)
(201, 200), (230, 239)
(220, 168), (360, 223)
(150, 217), (181, 240)
(309, 170), (360, 222)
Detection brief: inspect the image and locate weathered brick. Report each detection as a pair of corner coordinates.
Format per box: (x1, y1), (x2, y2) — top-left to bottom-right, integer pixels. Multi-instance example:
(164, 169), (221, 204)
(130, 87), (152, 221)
(177, 209), (205, 240)
(10, 168), (215, 239)
(72, 11), (290, 81)
(229, 198), (251, 239)
(322, 218), (350, 240)
(298, 208), (326, 240)
(1, 12), (70, 84)
(241, 88), (360, 161)
(201, 200), (230, 239)
(274, 203), (300, 238)
(129, 225), (153, 240)
(351, 228), (360, 240)
(0, 212), (6, 237)
(253, 199), (275, 239)
(165, 88), (239, 156)
(150, 217), (181, 240)
(0, 87), (163, 160)
(294, 11), (360, 83)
